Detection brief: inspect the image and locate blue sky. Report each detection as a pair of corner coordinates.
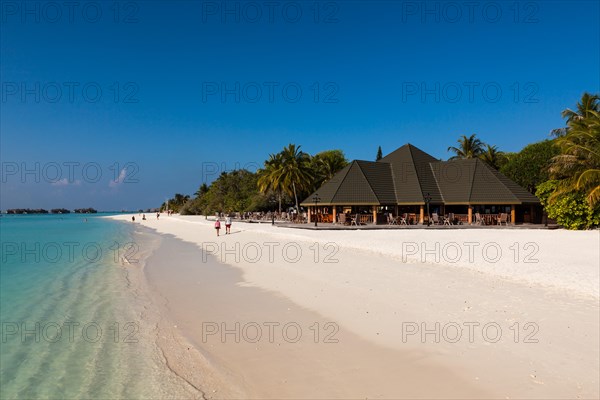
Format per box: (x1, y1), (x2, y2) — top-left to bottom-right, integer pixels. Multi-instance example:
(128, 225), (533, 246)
(1, 0), (599, 210)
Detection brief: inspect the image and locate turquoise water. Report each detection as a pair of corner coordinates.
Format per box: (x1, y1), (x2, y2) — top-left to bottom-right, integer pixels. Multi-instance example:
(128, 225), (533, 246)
(0, 214), (194, 399)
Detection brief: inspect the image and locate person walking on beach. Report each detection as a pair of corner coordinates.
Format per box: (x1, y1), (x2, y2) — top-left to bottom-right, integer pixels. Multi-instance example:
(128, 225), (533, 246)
(156, 212), (160, 220)
(131, 216), (135, 222)
(214, 218), (221, 236)
(225, 216), (231, 234)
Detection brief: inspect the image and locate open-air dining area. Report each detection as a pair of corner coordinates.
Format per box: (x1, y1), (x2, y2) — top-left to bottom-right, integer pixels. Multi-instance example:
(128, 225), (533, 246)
(301, 144), (543, 227)
(308, 205), (520, 227)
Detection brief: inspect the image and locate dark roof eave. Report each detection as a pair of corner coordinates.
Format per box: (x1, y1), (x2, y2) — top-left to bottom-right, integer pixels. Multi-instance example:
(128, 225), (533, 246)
(301, 202), (381, 206)
(301, 201), (541, 206)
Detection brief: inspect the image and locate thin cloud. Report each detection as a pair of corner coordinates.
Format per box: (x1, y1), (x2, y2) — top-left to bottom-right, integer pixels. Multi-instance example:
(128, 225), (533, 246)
(51, 178), (81, 186)
(109, 168), (128, 188)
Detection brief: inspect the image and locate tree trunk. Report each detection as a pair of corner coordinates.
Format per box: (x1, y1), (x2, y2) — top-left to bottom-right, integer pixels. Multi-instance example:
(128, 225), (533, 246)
(292, 182), (299, 219)
(278, 190), (282, 214)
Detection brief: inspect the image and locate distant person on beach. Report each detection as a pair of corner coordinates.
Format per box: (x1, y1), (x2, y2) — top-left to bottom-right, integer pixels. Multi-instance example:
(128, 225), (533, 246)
(132, 216), (135, 222)
(142, 214), (146, 220)
(225, 216), (231, 234)
(214, 218), (221, 236)
(157, 213), (160, 220)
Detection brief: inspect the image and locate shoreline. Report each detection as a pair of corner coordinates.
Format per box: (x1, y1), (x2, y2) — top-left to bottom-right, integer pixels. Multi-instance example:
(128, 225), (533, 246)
(122, 224), (241, 399)
(109, 214), (600, 399)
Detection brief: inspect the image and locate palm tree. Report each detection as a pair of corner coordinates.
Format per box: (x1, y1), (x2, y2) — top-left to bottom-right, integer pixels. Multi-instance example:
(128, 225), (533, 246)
(195, 183), (209, 198)
(312, 150), (348, 187)
(447, 134), (485, 159)
(479, 144), (505, 170)
(173, 193), (184, 206)
(258, 153), (285, 213)
(561, 92), (600, 127)
(552, 93), (600, 138)
(549, 107), (600, 207)
(277, 144), (313, 213)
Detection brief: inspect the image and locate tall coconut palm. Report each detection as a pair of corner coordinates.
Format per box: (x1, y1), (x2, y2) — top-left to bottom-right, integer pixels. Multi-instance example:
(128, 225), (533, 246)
(447, 134), (485, 159)
(277, 144), (313, 213)
(479, 144), (505, 170)
(257, 153), (285, 213)
(173, 193), (187, 206)
(561, 92), (600, 127)
(195, 183), (209, 198)
(549, 108), (600, 207)
(552, 93), (600, 138)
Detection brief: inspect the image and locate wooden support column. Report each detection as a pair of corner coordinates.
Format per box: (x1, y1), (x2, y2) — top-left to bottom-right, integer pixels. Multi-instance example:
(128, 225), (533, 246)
(332, 206), (337, 224)
(307, 206), (312, 223)
(419, 205), (424, 225)
(511, 205), (516, 225)
(372, 206), (377, 225)
(468, 207), (473, 225)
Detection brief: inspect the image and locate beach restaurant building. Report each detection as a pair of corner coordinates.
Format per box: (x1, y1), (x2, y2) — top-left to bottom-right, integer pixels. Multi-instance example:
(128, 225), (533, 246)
(301, 144), (542, 225)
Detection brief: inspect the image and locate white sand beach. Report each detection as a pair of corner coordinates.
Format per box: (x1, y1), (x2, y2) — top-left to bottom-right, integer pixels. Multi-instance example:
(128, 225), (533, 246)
(109, 214), (600, 399)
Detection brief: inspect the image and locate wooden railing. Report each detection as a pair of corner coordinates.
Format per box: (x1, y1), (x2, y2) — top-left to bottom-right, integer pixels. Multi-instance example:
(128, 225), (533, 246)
(358, 214), (373, 224)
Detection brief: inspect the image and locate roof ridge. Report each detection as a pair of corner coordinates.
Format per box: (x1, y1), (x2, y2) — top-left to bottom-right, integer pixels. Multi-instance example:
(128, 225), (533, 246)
(355, 161), (381, 204)
(329, 162), (354, 204)
(408, 145), (426, 201)
(429, 162), (445, 202)
(467, 159), (477, 203)
(388, 161), (399, 204)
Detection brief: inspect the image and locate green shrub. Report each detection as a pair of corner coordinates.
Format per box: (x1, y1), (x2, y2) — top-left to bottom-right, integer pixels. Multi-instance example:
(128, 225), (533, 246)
(536, 181), (600, 229)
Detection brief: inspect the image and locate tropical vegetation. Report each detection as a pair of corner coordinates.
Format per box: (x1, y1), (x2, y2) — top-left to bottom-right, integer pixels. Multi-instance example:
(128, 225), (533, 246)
(177, 145), (348, 216)
(447, 134), (508, 170)
(160, 193), (190, 213)
(537, 92), (600, 228)
(165, 92), (600, 229)
(500, 140), (559, 193)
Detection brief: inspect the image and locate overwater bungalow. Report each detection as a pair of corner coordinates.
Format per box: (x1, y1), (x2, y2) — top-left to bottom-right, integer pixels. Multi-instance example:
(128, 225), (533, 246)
(301, 144), (541, 225)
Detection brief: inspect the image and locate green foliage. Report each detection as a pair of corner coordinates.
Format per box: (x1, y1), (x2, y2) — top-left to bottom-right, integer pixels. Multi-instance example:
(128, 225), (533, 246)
(532, 92), (600, 229)
(536, 181), (600, 229)
(479, 144), (507, 170)
(277, 144), (314, 211)
(181, 170), (268, 215)
(548, 93), (600, 207)
(376, 146), (383, 161)
(172, 144), (348, 216)
(160, 193), (190, 213)
(500, 140), (560, 193)
(195, 183), (209, 197)
(310, 149), (348, 190)
(257, 145), (347, 212)
(448, 134), (485, 159)
(257, 153), (285, 213)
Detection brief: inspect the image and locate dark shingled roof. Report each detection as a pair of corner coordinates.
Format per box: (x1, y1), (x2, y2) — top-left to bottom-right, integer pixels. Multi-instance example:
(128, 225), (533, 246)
(301, 144), (540, 206)
(379, 144), (443, 204)
(303, 160), (395, 205)
(430, 159), (540, 204)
